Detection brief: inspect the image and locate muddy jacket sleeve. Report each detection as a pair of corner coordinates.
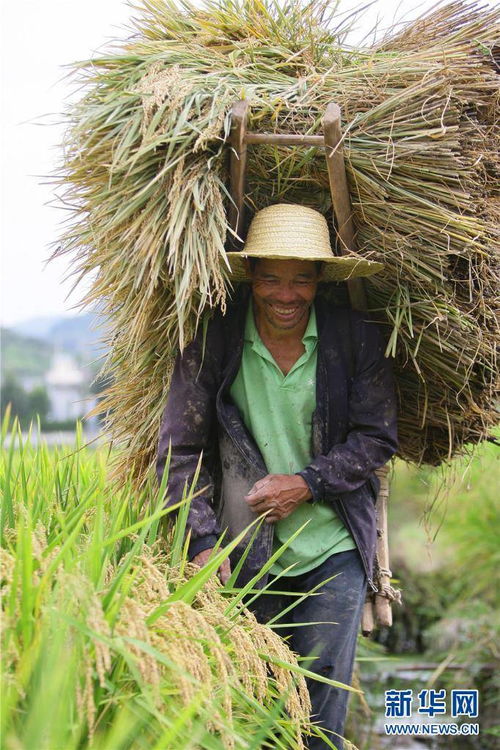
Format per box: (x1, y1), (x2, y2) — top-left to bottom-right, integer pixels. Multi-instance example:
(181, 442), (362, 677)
(298, 315), (398, 497)
(156, 328), (222, 559)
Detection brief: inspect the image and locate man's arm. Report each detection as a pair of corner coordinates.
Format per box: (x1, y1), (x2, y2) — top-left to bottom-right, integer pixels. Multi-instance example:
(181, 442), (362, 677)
(156, 325), (222, 560)
(298, 314), (398, 498)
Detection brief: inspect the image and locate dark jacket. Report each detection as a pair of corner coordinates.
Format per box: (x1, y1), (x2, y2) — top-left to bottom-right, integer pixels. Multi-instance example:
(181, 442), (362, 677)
(157, 287), (398, 590)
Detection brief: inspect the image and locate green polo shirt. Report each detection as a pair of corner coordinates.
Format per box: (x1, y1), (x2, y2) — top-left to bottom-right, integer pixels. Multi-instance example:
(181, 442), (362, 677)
(229, 303), (355, 576)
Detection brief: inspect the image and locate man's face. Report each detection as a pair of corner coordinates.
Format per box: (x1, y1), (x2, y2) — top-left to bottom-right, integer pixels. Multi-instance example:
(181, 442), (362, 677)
(250, 258), (320, 332)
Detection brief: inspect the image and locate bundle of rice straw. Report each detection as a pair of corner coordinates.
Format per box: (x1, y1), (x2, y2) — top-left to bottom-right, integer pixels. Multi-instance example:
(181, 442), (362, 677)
(54, 0), (499, 484)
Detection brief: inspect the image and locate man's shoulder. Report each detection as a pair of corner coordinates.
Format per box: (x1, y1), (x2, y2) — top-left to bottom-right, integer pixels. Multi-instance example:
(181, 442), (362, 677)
(189, 285), (248, 363)
(315, 299), (369, 338)
(206, 286), (248, 333)
(317, 296), (380, 329)
(315, 299), (385, 375)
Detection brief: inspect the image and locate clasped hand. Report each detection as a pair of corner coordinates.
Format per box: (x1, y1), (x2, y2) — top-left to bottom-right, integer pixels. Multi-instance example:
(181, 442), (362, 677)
(244, 473), (312, 523)
(191, 474), (312, 583)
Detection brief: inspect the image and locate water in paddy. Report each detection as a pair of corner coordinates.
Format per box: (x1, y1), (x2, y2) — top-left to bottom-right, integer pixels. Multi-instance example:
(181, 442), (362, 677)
(356, 658), (489, 750)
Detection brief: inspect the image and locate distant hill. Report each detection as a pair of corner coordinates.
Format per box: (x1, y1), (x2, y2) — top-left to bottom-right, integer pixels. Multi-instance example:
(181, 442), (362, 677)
(3, 312), (110, 381)
(1, 328), (53, 378)
(11, 316), (63, 341)
(49, 314), (109, 362)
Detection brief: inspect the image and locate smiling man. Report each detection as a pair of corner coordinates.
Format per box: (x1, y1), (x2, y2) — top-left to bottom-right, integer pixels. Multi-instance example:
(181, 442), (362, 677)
(157, 203), (398, 748)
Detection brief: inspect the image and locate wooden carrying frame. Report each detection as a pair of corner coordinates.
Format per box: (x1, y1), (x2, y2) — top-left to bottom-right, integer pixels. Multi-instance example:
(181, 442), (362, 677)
(227, 100), (399, 634)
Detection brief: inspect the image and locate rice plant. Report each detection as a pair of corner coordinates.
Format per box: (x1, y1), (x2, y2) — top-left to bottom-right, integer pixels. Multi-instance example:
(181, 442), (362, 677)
(1, 413), (355, 749)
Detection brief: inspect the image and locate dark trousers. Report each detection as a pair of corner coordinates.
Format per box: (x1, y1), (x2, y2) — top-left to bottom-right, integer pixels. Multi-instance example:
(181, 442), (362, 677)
(248, 549), (367, 750)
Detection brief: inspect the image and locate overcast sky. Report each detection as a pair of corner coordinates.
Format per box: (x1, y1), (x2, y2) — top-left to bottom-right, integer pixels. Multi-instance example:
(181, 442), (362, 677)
(0, 0), (460, 326)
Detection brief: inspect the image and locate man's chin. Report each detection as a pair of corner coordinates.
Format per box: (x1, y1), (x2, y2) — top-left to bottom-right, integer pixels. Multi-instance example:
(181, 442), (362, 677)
(265, 308), (307, 330)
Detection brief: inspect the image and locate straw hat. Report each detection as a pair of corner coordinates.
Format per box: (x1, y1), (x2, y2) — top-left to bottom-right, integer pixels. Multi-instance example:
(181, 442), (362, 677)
(226, 203), (383, 282)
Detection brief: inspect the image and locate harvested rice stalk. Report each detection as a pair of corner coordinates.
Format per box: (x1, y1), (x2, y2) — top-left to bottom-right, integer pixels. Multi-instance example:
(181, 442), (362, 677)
(53, 0), (500, 482)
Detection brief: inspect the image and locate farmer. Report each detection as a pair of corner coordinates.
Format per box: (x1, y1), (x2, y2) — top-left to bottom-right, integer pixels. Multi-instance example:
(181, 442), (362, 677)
(157, 203), (398, 749)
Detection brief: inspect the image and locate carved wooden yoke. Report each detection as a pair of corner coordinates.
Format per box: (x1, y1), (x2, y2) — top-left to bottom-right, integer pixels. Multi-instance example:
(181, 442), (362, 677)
(227, 100), (401, 634)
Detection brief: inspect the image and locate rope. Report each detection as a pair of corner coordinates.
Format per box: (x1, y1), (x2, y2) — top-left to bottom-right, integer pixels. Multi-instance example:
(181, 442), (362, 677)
(378, 566), (392, 578)
(373, 560), (403, 605)
(377, 581), (403, 605)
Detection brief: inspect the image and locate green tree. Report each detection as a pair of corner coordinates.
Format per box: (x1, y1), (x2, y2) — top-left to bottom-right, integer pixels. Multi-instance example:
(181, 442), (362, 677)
(29, 386), (51, 423)
(1, 375), (30, 424)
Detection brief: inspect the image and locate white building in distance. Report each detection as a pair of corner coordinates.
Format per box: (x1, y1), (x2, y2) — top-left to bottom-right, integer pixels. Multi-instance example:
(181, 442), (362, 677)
(45, 353), (87, 421)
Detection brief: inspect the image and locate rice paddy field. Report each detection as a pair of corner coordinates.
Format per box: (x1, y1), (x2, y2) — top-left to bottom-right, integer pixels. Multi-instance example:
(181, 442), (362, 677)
(1, 413), (498, 749)
(1, 414), (339, 750)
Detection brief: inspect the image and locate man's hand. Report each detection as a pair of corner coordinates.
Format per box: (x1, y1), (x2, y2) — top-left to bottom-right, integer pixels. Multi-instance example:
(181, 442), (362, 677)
(245, 474), (312, 523)
(191, 547), (231, 585)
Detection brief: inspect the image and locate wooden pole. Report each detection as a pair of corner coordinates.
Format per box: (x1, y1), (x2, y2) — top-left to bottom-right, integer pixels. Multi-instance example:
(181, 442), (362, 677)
(228, 100), (250, 248)
(362, 600), (375, 637)
(322, 102), (394, 634)
(245, 133), (324, 146)
(322, 103), (366, 312)
(374, 465), (393, 627)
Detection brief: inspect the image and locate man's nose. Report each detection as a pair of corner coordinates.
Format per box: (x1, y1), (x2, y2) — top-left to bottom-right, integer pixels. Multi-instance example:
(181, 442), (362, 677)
(275, 283), (297, 303)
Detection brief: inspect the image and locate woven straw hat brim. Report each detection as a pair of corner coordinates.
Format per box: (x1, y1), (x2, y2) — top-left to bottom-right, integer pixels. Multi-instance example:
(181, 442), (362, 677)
(225, 251), (384, 282)
(225, 203), (384, 282)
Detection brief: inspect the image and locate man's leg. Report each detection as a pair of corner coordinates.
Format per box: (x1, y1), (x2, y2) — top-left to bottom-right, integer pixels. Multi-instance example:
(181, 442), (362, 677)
(290, 549), (367, 750)
(245, 578), (294, 644)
